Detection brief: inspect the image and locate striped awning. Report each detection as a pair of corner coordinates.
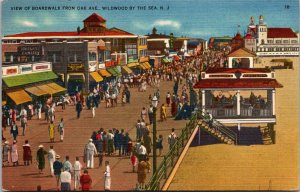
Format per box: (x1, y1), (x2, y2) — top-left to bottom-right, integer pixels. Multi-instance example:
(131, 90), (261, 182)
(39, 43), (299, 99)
(37, 82), (66, 95)
(25, 86), (48, 96)
(6, 89), (32, 105)
(90, 72), (104, 82)
(127, 63), (139, 68)
(139, 63), (147, 70)
(142, 62), (151, 69)
(121, 66), (133, 74)
(99, 69), (112, 77)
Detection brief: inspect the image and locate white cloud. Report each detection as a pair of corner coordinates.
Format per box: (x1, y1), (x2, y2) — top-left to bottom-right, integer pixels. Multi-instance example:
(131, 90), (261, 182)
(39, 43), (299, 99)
(43, 18), (53, 26)
(20, 20), (37, 27)
(132, 21), (148, 30)
(153, 20), (181, 29)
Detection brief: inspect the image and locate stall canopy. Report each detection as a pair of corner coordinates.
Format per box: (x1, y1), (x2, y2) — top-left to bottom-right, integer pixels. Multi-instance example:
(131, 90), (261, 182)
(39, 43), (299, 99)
(107, 67), (121, 76)
(98, 69), (112, 77)
(6, 89), (32, 105)
(173, 55), (181, 61)
(3, 71), (58, 88)
(2, 101), (7, 106)
(90, 72), (104, 82)
(142, 62), (152, 69)
(121, 66), (133, 74)
(25, 86), (48, 96)
(127, 63), (139, 68)
(138, 63), (147, 70)
(162, 58), (171, 63)
(36, 82), (66, 95)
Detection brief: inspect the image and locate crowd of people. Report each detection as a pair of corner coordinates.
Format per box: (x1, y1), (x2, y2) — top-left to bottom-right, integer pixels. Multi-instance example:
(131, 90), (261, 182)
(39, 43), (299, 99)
(2, 54), (210, 191)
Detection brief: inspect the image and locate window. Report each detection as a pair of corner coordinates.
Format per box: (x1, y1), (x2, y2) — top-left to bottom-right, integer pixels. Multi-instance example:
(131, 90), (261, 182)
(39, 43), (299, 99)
(47, 51), (62, 63)
(125, 43), (138, 58)
(112, 39), (118, 47)
(275, 40), (281, 44)
(68, 52), (82, 63)
(267, 40), (273, 44)
(291, 40), (298, 44)
(283, 40), (289, 44)
(104, 51), (111, 60)
(98, 52), (104, 62)
(261, 39), (265, 44)
(139, 49), (148, 57)
(88, 52), (97, 61)
(4, 52), (17, 62)
(139, 38), (147, 45)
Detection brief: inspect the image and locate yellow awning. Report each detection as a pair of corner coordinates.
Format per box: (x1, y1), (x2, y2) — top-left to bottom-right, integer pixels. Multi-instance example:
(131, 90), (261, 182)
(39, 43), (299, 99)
(99, 69), (112, 77)
(122, 66), (133, 74)
(139, 63), (147, 70)
(47, 83), (67, 93)
(37, 84), (57, 94)
(25, 86), (48, 96)
(127, 63), (139, 68)
(90, 72), (104, 82)
(143, 62), (151, 69)
(6, 89), (32, 105)
(2, 101), (7, 106)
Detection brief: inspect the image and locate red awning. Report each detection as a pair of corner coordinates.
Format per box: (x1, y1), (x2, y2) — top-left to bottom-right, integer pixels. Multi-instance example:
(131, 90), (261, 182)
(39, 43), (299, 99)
(193, 79), (283, 89)
(173, 55), (181, 61)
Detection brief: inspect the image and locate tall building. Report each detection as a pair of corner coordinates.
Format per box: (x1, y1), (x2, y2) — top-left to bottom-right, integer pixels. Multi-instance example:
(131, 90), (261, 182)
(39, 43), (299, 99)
(244, 15), (299, 57)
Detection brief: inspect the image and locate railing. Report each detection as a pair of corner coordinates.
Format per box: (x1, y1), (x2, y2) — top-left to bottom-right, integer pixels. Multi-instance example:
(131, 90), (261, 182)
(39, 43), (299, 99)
(240, 108), (272, 117)
(206, 108), (273, 118)
(199, 110), (238, 145)
(145, 112), (199, 190)
(206, 108), (236, 117)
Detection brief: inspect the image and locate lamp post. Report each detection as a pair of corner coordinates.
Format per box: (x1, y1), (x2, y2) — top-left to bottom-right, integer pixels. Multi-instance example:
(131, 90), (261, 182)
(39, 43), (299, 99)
(152, 95), (158, 174)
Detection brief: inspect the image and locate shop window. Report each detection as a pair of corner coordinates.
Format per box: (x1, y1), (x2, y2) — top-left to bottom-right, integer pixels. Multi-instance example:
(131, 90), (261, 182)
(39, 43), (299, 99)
(47, 51), (62, 63)
(283, 40), (289, 44)
(89, 52), (97, 61)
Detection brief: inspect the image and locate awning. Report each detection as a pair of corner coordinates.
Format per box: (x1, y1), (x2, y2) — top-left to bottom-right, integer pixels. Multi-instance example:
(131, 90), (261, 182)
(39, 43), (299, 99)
(2, 101), (7, 106)
(3, 71), (58, 88)
(138, 63), (147, 70)
(107, 67), (121, 76)
(173, 55), (181, 61)
(113, 67), (122, 76)
(142, 62), (151, 69)
(127, 63), (139, 68)
(6, 89), (32, 105)
(90, 72), (104, 82)
(25, 86), (48, 96)
(99, 69), (112, 77)
(162, 58), (171, 63)
(37, 83), (66, 95)
(121, 66), (133, 74)
(47, 83), (67, 93)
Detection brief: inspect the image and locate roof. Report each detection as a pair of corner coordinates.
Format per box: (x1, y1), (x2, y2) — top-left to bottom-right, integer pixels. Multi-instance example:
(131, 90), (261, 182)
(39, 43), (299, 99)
(193, 79), (283, 89)
(205, 68), (271, 74)
(83, 13), (106, 22)
(227, 47), (256, 57)
(232, 33), (243, 41)
(244, 33), (254, 39)
(146, 33), (170, 39)
(267, 28), (297, 38)
(5, 30), (135, 38)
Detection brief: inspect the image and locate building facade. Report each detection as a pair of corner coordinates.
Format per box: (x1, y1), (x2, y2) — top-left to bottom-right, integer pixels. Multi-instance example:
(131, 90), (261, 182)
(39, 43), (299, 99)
(2, 13), (148, 93)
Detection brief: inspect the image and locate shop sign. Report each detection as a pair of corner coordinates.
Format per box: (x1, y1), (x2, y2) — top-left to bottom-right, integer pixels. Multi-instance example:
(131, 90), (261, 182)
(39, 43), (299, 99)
(18, 46), (41, 56)
(89, 62), (97, 72)
(68, 63), (84, 72)
(20, 64), (33, 74)
(2, 66), (18, 76)
(33, 63), (51, 71)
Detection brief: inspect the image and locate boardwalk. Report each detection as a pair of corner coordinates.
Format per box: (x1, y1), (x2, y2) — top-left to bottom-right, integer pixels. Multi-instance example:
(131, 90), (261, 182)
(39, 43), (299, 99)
(168, 57), (299, 190)
(3, 80), (189, 191)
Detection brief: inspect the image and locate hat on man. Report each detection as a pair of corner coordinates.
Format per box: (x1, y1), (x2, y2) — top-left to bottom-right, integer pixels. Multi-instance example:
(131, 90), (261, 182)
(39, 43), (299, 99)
(38, 145), (44, 148)
(89, 138), (93, 142)
(56, 155), (60, 159)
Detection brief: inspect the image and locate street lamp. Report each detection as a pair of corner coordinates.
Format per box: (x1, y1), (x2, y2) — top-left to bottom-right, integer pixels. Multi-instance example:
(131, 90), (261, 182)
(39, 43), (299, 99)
(152, 95), (158, 174)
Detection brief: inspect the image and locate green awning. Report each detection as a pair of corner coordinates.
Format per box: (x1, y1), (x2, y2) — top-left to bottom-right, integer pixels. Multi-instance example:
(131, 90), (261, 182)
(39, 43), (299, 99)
(162, 58), (171, 63)
(3, 71), (58, 88)
(107, 67), (118, 76)
(113, 67), (122, 76)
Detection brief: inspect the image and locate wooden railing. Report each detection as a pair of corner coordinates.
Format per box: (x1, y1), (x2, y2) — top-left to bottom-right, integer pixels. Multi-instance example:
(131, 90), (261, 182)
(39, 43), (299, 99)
(145, 112), (199, 190)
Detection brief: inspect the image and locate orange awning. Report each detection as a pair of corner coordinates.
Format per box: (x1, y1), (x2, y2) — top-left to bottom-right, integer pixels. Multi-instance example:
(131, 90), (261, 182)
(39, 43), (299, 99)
(90, 72), (104, 82)
(6, 89), (32, 105)
(99, 69), (112, 77)
(25, 86), (48, 96)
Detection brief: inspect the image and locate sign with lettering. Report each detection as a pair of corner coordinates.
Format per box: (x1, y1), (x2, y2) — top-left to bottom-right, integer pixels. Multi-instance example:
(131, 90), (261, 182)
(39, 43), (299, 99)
(20, 64), (33, 74)
(33, 63), (51, 71)
(68, 63), (84, 72)
(89, 62), (97, 72)
(18, 46), (42, 56)
(2, 66), (18, 76)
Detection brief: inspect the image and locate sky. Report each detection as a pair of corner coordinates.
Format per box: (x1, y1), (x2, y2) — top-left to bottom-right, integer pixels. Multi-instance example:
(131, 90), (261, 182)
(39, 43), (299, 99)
(1, 0), (299, 40)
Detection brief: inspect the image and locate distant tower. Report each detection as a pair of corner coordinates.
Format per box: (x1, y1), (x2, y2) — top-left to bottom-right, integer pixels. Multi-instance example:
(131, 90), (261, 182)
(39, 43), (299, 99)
(152, 27), (157, 35)
(250, 16), (255, 26)
(257, 15), (268, 45)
